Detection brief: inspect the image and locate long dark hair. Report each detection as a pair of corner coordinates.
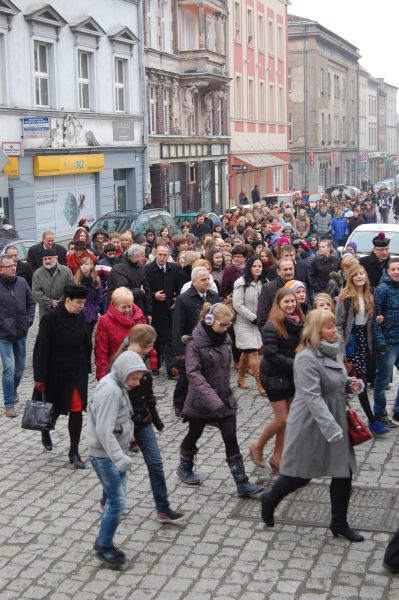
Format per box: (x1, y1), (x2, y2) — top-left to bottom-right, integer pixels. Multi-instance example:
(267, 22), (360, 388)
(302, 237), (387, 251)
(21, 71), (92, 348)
(242, 256), (267, 286)
(268, 288), (303, 339)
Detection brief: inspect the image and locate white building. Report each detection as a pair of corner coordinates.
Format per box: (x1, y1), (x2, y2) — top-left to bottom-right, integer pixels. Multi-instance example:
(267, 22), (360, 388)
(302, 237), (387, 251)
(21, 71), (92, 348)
(0, 0), (145, 239)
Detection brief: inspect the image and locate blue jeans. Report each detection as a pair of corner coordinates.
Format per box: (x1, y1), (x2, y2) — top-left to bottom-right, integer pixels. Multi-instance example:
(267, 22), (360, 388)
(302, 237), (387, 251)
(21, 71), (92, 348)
(373, 344), (399, 415)
(99, 425), (169, 513)
(0, 337), (27, 407)
(90, 456), (127, 548)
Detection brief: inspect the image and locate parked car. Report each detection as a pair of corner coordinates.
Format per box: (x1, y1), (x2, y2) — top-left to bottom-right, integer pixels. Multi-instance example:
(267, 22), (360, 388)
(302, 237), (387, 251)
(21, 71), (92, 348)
(89, 209), (178, 237)
(327, 185), (361, 199)
(174, 212), (220, 228)
(262, 190), (303, 207)
(343, 223), (399, 258)
(0, 239), (39, 260)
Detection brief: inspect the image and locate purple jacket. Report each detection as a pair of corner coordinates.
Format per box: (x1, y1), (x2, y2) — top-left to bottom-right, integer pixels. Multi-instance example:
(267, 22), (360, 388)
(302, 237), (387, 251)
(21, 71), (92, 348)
(82, 283), (103, 324)
(220, 264), (245, 298)
(183, 324), (237, 419)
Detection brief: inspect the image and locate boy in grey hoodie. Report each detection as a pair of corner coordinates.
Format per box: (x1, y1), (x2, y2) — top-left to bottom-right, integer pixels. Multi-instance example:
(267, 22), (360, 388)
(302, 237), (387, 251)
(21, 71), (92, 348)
(88, 351), (147, 566)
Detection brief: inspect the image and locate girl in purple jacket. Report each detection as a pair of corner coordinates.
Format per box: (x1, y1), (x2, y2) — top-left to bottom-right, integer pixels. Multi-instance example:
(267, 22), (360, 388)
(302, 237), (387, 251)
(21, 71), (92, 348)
(176, 302), (263, 498)
(74, 257), (103, 338)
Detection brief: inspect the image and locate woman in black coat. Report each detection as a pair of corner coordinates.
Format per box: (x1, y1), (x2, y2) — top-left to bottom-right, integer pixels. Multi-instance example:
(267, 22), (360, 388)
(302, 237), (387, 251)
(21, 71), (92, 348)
(309, 240), (340, 293)
(33, 284), (91, 468)
(249, 288), (303, 473)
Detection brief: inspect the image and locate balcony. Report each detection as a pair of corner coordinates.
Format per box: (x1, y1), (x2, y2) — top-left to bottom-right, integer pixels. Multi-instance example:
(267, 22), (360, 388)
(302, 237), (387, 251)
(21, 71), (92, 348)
(179, 49), (227, 79)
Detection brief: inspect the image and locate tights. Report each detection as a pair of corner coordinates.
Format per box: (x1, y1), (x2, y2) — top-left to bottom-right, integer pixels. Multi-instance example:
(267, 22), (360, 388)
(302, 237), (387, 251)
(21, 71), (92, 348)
(357, 374), (375, 422)
(68, 411), (83, 455)
(182, 417), (240, 459)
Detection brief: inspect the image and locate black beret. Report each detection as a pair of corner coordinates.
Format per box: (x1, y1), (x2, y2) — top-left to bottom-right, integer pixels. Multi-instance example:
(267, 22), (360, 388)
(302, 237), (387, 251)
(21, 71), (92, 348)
(63, 284), (89, 299)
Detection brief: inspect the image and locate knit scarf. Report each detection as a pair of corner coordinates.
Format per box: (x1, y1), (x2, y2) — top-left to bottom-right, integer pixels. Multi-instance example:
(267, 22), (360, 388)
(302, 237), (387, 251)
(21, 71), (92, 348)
(202, 322), (227, 345)
(318, 339), (340, 360)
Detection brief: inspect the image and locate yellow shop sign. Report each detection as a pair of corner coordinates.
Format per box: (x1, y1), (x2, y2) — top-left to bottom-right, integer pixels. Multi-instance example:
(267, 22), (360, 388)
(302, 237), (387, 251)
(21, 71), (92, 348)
(3, 157), (19, 178)
(34, 154), (104, 176)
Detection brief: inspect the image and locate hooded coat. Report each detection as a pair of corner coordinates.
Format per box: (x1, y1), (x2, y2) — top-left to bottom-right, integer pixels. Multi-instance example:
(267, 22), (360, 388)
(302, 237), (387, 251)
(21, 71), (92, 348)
(232, 276), (262, 350)
(183, 324), (237, 420)
(88, 351), (146, 471)
(95, 301), (147, 380)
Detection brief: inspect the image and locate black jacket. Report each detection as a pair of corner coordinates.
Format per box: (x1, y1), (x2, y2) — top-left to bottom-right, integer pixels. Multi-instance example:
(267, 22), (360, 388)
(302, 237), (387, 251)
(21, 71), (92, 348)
(27, 242), (67, 273)
(360, 252), (390, 290)
(16, 260), (33, 289)
(108, 255), (152, 316)
(0, 276), (36, 340)
(266, 259), (312, 292)
(191, 222), (212, 239)
(145, 260), (180, 317)
(128, 370), (164, 430)
(257, 278), (285, 331)
(309, 254), (340, 292)
(172, 285), (219, 355)
(33, 302), (91, 414)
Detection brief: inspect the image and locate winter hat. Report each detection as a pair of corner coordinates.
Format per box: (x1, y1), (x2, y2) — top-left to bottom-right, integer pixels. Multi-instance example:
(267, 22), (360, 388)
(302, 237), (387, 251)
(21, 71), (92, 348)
(275, 236), (291, 247)
(295, 239), (311, 251)
(42, 248), (57, 257)
(284, 280), (306, 293)
(346, 241), (357, 252)
(271, 223), (282, 233)
(372, 232), (390, 247)
(271, 235), (280, 246)
(63, 283), (89, 299)
(213, 220), (222, 229)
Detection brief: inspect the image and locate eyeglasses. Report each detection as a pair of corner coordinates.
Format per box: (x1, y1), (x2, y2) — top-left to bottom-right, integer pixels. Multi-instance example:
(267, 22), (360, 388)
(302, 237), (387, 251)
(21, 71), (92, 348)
(215, 321), (232, 329)
(1, 264), (16, 270)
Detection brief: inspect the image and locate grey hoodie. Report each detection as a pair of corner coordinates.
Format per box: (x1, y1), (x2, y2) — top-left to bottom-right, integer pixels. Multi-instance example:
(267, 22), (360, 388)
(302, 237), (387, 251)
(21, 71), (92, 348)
(88, 351), (147, 471)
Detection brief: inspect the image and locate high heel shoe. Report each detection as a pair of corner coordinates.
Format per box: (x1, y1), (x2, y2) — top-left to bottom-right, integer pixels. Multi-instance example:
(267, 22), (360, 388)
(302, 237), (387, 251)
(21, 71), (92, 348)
(269, 458), (280, 475)
(330, 525), (364, 542)
(248, 443), (266, 468)
(41, 431), (53, 451)
(69, 454), (85, 469)
(261, 492), (275, 527)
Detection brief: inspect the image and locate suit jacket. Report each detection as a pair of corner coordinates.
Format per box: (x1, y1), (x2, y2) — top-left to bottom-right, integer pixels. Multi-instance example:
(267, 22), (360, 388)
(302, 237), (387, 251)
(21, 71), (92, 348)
(27, 242), (67, 272)
(145, 260), (180, 330)
(172, 286), (219, 355)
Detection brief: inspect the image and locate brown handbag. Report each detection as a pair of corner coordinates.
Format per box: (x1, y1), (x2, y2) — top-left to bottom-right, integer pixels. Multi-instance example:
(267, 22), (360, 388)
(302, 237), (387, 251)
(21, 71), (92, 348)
(346, 408), (373, 445)
(343, 357), (357, 377)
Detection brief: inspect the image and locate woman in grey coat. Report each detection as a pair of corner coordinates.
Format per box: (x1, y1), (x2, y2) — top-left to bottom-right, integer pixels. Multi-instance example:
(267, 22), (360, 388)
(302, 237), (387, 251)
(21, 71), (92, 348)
(233, 256), (267, 395)
(176, 302), (263, 499)
(261, 309), (365, 542)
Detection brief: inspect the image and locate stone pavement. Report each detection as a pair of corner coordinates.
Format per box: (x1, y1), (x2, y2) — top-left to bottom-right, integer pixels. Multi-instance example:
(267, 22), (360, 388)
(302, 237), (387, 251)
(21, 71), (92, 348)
(1, 320), (399, 600)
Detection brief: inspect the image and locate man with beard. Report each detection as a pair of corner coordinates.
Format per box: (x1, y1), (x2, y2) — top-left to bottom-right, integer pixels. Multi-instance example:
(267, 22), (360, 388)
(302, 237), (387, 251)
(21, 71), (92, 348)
(32, 248), (73, 320)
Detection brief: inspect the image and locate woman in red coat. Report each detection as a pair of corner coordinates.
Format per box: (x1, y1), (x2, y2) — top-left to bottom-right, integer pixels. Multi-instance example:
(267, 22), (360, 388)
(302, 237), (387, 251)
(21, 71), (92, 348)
(94, 287), (148, 380)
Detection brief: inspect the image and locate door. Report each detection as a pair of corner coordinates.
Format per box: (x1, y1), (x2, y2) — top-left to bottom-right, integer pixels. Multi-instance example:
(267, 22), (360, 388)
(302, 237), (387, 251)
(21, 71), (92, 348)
(114, 181), (127, 212)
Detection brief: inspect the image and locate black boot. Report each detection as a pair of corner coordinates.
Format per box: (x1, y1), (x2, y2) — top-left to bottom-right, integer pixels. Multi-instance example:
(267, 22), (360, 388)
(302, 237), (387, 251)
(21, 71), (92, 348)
(68, 412), (85, 469)
(227, 454), (264, 498)
(176, 447), (200, 486)
(41, 430), (52, 451)
(261, 475), (310, 527)
(329, 477), (364, 542)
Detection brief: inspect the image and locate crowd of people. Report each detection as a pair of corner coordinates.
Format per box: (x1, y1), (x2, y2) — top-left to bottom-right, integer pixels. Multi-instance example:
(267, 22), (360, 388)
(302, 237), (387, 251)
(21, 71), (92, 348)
(1, 187), (399, 568)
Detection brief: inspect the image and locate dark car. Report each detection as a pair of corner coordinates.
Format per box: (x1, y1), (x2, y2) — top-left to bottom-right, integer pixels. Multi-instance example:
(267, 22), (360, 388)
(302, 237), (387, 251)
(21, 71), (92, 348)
(0, 239), (39, 260)
(89, 209), (178, 237)
(174, 212), (220, 228)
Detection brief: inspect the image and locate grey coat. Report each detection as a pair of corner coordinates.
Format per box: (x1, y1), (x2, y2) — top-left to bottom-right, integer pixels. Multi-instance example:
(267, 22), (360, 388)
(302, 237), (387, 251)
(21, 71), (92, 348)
(32, 265), (73, 320)
(232, 277), (262, 350)
(281, 347), (357, 479)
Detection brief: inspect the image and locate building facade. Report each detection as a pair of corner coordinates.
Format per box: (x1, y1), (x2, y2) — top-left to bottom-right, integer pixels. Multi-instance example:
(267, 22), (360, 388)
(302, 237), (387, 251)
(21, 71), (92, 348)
(288, 15), (360, 192)
(228, 0), (290, 203)
(143, 0), (230, 215)
(0, 0), (145, 239)
(383, 81), (398, 178)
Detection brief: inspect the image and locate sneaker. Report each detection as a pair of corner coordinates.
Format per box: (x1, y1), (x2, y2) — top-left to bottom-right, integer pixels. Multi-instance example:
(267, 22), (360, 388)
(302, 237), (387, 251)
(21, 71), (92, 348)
(4, 407), (17, 418)
(392, 411), (399, 425)
(376, 411), (398, 428)
(368, 420), (389, 437)
(99, 502), (105, 514)
(93, 542), (126, 566)
(157, 508), (185, 524)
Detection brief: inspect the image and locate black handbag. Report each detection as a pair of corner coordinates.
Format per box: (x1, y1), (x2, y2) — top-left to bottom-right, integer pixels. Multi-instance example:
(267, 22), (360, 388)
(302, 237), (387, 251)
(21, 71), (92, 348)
(21, 389), (56, 431)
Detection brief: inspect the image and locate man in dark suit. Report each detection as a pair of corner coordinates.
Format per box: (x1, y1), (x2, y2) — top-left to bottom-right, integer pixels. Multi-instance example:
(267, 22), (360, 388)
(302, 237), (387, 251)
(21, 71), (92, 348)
(145, 243), (180, 378)
(27, 231), (67, 273)
(360, 233), (390, 290)
(172, 266), (219, 416)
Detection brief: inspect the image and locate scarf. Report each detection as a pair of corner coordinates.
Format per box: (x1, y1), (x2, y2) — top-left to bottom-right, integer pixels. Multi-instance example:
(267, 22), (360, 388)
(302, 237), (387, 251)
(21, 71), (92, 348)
(284, 313), (300, 324)
(318, 339), (340, 360)
(202, 322), (227, 346)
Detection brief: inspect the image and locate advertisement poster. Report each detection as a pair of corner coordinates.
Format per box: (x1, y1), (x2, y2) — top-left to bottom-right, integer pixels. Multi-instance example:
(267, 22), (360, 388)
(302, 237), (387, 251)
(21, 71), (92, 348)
(35, 174), (96, 239)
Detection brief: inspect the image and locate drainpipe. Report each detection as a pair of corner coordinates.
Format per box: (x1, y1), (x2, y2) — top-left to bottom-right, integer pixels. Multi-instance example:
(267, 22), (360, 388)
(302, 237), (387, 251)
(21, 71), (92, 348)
(138, 0), (149, 207)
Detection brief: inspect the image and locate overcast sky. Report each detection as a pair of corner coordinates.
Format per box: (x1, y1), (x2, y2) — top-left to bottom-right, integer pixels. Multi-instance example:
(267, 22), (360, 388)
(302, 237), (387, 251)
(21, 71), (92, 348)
(289, 0), (399, 110)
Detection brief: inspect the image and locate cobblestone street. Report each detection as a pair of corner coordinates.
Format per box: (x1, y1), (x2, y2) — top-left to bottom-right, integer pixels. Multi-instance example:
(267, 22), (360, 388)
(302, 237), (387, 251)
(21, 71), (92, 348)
(1, 320), (399, 599)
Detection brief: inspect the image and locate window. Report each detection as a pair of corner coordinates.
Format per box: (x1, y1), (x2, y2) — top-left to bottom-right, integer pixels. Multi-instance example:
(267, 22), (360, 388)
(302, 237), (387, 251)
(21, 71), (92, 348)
(160, 1), (170, 52)
(247, 9), (253, 45)
(217, 96), (223, 135)
(259, 81), (265, 120)
(268, 20), (274, 54)
(327, 72), (331, 97)
(351, 117), (355, 143)
(288, 112), (293, 142)
(342, 78), (345, 101)
(34, 41), (49, 107)
(149, 86), (157, 134)
(269, 83), (275, 121)
(248, 78), (254, 117)
(278, 86), (284, 121)
(342, 116), (346, 142)
(163, 88), (170, 134)
(258, 14), (264, 51)
(78, 51), (90, 110)
(288, 67), (292, 92)
(334, 75), (340, 100)
(207, 15), (216, 51)
(334, 115), (339, 141)
(147, 0), (158, 48)
(320, 67), (324, 93)
(328, 114), (331, 143)
(0, 34), (5, 105)
(235, 75), (242, 117)
(321, 112), (325, 143)
(277, 25), (283, 58)
(114, 58), (126, 112)
(234, 2), (241, 40)
(273, 166), (282, 191)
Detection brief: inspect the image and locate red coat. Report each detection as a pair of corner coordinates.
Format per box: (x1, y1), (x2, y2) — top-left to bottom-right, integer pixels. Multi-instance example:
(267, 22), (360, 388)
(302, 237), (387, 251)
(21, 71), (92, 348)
(67, 250), (97, 274)
(95, 301), (147, 380)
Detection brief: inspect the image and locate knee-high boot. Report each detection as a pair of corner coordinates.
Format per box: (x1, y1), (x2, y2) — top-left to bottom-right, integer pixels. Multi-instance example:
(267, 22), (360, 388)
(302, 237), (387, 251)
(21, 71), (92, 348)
(248, 352), (266, 396)
(329, 477), (364, 541)
(261, 475), (310, 526)
(227, 454), (264, 497)
(68, 412), (85, 469)
(237, 353), (249, 389)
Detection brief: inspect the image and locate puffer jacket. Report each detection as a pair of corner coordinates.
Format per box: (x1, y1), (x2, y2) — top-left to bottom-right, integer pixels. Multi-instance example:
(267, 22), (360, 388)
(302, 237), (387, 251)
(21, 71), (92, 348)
(309, 253), (340, 292)
(232, 276), (262, 350)
(260, 318), (303, 394)
(183, 323), (237, 419)
(372, 273), (399, 349)
(0, 276), (36, 340)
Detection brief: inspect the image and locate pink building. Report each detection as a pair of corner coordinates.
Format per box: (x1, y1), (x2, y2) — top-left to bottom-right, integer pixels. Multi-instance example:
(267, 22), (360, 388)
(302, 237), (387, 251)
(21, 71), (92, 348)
(228, 0), (290, 204)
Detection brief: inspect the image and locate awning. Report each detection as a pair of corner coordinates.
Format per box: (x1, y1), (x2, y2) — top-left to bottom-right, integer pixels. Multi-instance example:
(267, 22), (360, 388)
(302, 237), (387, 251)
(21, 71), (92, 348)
(234, 153), (287, 169)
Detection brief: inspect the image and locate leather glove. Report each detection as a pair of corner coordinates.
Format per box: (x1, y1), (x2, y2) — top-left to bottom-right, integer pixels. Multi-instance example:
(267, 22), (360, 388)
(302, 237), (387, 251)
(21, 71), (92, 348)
(34, 381), (45, 391)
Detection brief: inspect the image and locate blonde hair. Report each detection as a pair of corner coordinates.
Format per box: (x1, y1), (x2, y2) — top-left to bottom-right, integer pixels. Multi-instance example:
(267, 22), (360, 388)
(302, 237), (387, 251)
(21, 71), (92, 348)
(111, 286), (134, 305)
(200, 302), (234, 323)
(192, 258), (211, 271)
(341, 254), (359, 272)
(313, 293), (334, 312)
(338, 264), (373, 315)
(297, 309), (337, 353)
